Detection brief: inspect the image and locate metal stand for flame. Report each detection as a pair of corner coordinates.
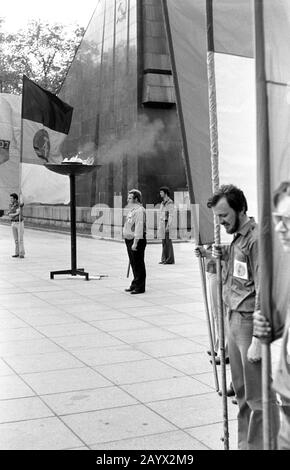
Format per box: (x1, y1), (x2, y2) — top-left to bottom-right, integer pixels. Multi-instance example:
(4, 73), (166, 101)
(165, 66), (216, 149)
(45, 163), (103, 281)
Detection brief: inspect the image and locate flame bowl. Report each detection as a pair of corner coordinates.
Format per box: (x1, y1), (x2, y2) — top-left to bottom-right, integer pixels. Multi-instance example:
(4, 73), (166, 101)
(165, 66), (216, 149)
(44, 163), (101, 176)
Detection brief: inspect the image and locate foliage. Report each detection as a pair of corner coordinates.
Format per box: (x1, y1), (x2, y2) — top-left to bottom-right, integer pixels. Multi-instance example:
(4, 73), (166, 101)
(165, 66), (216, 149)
(0, 19), (84, 94)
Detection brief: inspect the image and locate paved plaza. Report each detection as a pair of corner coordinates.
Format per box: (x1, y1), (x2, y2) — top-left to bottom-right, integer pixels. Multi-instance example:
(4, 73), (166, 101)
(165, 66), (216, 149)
(0, 224), (280, 450)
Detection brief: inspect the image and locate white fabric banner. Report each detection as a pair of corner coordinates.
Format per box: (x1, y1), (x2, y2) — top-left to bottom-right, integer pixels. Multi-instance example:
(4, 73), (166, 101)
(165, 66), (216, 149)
(0, 94), (21, 209)
(21, 163), (70, 204)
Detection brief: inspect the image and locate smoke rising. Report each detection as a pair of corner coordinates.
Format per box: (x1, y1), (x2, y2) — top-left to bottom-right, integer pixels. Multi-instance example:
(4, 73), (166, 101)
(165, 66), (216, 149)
(74, 115), (170, 164)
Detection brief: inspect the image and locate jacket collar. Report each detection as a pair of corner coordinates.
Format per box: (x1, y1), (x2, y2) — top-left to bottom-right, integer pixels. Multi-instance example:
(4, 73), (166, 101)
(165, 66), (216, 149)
(235, 217), (256, 237)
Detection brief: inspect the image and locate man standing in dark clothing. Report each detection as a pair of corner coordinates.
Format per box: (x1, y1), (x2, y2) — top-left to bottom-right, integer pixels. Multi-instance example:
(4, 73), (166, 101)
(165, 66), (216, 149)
(123, 189), (146, 294)
(158, 186), (175, 264)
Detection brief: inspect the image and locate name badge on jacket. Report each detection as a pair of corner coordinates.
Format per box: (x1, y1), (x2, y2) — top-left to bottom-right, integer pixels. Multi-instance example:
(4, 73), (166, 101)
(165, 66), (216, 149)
(233, 259), (249, 280)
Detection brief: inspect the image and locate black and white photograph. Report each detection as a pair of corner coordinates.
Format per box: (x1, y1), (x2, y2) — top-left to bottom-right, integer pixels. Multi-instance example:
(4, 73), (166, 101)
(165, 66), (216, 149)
(0, 0), (289, 457)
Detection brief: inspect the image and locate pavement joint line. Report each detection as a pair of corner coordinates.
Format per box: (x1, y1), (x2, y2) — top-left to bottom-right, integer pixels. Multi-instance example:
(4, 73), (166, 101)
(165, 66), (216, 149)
(84, 428), (210, 450)
(0, 377), (203, 448)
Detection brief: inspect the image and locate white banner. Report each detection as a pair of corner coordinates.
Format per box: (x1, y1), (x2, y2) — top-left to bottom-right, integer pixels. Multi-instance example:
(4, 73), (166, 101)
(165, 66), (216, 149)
(21, 163), (70, 205)
(0, 94), (21, 209)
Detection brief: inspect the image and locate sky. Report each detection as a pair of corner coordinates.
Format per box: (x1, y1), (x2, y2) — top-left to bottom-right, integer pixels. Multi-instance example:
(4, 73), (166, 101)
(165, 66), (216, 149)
(0, 0), (98, 32)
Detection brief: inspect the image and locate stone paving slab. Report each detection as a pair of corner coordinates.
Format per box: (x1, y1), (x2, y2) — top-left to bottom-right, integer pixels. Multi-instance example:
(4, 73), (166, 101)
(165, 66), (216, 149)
(91, 430), (209, 450)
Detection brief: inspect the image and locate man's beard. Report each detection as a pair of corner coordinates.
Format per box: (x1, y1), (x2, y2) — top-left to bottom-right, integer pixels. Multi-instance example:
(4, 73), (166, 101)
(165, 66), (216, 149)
(225, 212), (240, 234)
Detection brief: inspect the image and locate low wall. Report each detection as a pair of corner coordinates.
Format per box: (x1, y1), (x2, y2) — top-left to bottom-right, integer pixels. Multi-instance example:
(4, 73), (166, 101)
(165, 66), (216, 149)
(22, 205), (93, 234)
(16, 205), (193, 241)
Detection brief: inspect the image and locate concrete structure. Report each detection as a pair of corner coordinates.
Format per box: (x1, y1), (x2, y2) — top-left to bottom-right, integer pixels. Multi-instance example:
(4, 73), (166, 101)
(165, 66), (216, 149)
(59, 0), (187, 209)
(19, 0), (189, 236)
(0, 1), (188, 235)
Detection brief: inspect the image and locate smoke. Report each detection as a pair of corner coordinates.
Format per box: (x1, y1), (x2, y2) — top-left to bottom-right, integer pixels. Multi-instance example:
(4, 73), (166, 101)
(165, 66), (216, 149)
(74, 115), (169, 164)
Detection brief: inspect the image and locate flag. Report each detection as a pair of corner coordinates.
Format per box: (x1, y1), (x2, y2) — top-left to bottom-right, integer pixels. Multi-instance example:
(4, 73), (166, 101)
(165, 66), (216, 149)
(256, 0), (290, 332)
(210, 0), (253, 58)
(162, 0), (213, 244)
(21, 75), (73, 204)
(0, 94), (21, 165)
(0, 139), (10, 165)
(162, 0), (256, 244)
(0, 94), (21, 209)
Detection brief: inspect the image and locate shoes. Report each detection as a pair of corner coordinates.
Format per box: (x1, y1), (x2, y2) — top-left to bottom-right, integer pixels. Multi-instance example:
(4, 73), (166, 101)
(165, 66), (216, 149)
(207, 350), (217, 357)
(125, 287), (134, 292)
(159, 261), (165, 264)
(210, 356), (230, 365)
(232, 397), (238, 405)
(221, 385), (235, 397)
(130, 290), (145, 295)
(12, 254), (19, 258)
(163, 262), (175, 264)
(226, 386), (235, 397)
(19, 255), (25, 258)
(218, 385), (235, 398)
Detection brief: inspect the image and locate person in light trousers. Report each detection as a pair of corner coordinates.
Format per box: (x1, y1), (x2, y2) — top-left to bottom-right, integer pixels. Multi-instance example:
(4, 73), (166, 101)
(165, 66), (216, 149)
(7, 193), (25, 258)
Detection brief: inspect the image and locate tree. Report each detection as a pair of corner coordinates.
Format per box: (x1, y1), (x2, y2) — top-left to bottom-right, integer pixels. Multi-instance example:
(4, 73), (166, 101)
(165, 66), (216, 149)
(0, 19), (84, 94)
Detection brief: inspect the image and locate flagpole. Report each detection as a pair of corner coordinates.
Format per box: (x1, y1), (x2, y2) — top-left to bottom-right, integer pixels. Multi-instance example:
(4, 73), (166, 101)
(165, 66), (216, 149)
(18, 77), (25, 250)
(206, 0), (229, 450)
(253, 0), (275, 450)
(199, 256), (220, 392)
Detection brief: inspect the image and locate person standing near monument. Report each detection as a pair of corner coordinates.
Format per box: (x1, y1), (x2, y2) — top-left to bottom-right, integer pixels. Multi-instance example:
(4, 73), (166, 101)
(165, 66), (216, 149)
(206, 184), (279, 449)
(123, 189), (146, 294)
(7, 193), (25, 258)
(158, 186), (175, 264)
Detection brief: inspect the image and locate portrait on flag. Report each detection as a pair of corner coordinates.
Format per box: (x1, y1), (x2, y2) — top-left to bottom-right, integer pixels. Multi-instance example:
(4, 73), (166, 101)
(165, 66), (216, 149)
(21, 75), (73, 166)
(20, 75), (73, 204)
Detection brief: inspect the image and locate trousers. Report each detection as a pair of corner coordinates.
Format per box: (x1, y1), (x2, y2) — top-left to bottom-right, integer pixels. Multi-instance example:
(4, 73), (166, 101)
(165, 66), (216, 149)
(161, 231), (175, 264)
(11, 221), (25, 256)
(125, 238), (146, 292)
(206, 272), (228, 357)
(278, 407), (290, 449)
(228, 310), (279, 450)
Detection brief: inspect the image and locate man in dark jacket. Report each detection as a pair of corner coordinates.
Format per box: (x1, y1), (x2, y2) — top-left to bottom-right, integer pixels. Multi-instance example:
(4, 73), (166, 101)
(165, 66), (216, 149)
(158, 186), (175, 264)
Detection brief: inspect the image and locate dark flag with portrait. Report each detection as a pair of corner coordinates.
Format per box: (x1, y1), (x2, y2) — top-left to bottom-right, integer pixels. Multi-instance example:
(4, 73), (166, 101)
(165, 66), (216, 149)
(21, 75), (73, 203)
